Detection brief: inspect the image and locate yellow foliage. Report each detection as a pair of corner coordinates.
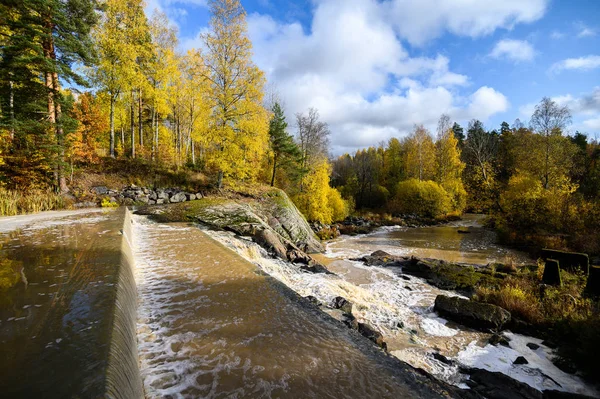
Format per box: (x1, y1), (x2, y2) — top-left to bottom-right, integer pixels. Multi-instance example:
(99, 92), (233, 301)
(391, 179), (451, 218)
(403, 125), (436, 181)
(294, 160), (350, 223)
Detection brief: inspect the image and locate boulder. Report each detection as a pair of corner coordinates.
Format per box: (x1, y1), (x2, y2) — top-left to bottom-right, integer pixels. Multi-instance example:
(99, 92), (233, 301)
(402, 258), (436, 279)
(155, 199), (165, 205)
(432, 352), (453, 365)
(464, 368), (542, 399)
(513, 356), (528, 365)
(434, 295), (511, 331)
(92, 186), (108, 195)
(357, 323), (386, 350)
(299, 263), (332, 274)
(526, 343), (540, 350)
(195, 192), (203, 199)
(304, 296), (321, 307)
(156, 190), (169, 200)
(287, 248), (311, 264)
(542, 259), (562, 286)
(148, 191), (158, 200)
(489, 333), (511, 347)
(185, 193), (196, 201)
(356, 250), (409, 267)
(331, 296), (353, 314)
(170, 192), (187, 203)
(252, 229), (287, 260)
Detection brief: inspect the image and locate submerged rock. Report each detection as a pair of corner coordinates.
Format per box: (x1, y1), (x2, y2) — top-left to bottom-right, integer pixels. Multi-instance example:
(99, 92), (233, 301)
(489, 333), (511, 347)
(526, 343), (540, 350)
(434, 295), (511, 331)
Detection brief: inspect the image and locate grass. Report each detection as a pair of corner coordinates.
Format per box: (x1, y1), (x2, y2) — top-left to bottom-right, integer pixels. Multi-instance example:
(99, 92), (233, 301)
(474, 267), (598, 380)
(0, 187), (69, 216)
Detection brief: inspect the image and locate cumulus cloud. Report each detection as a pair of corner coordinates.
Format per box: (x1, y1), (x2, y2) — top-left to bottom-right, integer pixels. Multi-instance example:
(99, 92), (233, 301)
(550, 55), (600, 74)
(382, 0), (548, 46)
(244, 0), (515, 153)
(489, 39), (536, 62)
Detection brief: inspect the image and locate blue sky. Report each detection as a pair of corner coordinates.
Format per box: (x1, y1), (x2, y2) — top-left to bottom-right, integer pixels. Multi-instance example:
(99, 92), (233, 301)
(145, 0), (600, 153)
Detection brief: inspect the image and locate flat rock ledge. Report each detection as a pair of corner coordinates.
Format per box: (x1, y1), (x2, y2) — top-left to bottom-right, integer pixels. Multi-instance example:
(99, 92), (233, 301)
(434, 295), (511, 331)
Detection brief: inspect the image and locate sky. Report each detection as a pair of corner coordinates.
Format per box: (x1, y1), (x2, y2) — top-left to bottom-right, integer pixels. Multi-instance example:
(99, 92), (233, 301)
(144, 0), (600, 154)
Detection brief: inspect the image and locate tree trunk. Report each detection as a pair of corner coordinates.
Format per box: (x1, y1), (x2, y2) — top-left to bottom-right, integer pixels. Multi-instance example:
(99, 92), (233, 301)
(43, 18), (68, 193)
(151, 106), (156, 161)
(130, 90), (135, 158)
(271, 154), (278, 187)
(154, 112), (159, 163)
(109, 94), (115, 158)
(191, 140), (195, 165)
(9, 80), (14, 140)
(121, 125), (124, 149)
(138, 88), (143, 148)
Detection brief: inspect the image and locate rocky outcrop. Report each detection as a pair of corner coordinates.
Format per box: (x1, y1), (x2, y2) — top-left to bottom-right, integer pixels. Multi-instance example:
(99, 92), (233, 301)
(136, 188), (328, 272)
(434, 295), (511, 331)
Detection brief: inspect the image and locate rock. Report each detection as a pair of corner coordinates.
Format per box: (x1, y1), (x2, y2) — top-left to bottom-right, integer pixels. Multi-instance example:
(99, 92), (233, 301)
(489, 333), (511, 347)
(341, 313), (359, 330)
(357, 322), (386, 350)
(299, 263), (332, 274)
(404, 286), (412, 291)
(92, 186), (108, 195)
(148, 200), (156, 205)
(457, 229), (470, 234)
(464, 368), (542, 399)
(136, 195), (149, 204)
(396, 321), (404, 329)
(434, 295), (511, 331)
(432, 352), (453, 365)
(185, 193), (196, 201)
(401, 258), (436, 279)
(331, 296), (353, 314)
(287, 248), (311, 264)
(74, 201), (97, 208)
(304, 295), (321, 307)
(513, 356), (528, 365)
(401, 275), (411, 281)
(195, 192), (203, 199)
(170, 192), (187, 203)
(526, 343), (540, 350)
(356, 250), (409, 267)
(148, 191), (158, 200)
(542, 259), (562, 286)
(156, 190), (169, 200)
(155, 199), (165, 205)
(253, 229), (287, 260)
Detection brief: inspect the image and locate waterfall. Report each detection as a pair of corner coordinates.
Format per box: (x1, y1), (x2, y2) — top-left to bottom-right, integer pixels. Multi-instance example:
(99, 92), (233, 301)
(104, 208), (144, 399)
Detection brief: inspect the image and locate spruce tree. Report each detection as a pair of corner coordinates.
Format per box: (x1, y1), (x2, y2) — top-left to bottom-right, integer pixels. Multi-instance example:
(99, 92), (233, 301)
(268, 102), (300, 187)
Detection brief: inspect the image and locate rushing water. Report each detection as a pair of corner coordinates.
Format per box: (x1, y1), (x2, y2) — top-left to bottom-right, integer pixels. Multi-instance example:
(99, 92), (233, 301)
(205, 216), (599, 397)
(132, 216), (456, 399)
(0, 208), (142, 398)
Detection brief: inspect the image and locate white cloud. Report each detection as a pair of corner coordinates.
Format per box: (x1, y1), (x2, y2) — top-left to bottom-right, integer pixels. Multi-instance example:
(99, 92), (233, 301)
(245, 0), (512, 153)
(576, 22), (596, 38)
(383, 0), (548, 46)
(519, 88), (600, 134)
(489, 39), (535, 62)
(550, 55), (600, 74)
(550, 30), (564, 39)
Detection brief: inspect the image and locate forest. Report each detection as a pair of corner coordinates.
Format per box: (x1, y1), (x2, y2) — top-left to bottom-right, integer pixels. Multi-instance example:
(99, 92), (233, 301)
(1, 0), (599, 257)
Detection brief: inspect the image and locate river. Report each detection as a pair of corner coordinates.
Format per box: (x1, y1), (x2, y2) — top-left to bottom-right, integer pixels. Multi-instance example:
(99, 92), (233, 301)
(0, 209), (597, 398)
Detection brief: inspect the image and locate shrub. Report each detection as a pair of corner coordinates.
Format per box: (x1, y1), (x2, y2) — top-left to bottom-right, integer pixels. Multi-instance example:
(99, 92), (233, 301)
(390, 179), (451, 218)
(0, 188), (68, 216)
(328, 187), (350, 222)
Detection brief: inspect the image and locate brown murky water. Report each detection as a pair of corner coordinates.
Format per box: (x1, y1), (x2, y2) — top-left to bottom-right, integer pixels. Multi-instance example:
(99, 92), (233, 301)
(133, 217), (448, 399)
(325, 214), (531, 265)
(0, 209), (123, 398)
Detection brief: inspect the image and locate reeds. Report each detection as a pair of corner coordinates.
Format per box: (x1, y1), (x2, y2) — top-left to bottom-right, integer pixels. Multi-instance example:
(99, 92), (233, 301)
(0, 187), (67, 216)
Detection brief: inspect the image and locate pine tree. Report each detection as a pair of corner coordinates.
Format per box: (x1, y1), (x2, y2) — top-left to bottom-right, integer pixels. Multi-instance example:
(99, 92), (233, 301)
(268, 102), (300, 187)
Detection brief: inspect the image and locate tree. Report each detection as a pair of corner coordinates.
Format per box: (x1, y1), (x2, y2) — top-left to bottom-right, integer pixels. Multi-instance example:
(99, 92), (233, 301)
(91, 0), (149, 158)
(404, 124), (435, 181)
(436, 128), (466, 212)
(202, 0), (269, 187)
(452, 122), (465, 145)
(296, 107), (330, 171)
(268, 102), (300, 187)
(530, 97), (572, 189)
(2, 0), (100, 191)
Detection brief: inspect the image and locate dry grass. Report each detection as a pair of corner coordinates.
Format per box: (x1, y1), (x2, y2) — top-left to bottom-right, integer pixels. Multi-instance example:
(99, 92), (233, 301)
(0, 187), (69, 216)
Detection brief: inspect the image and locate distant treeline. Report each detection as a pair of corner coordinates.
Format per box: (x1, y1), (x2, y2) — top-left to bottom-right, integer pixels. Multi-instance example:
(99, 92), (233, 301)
(331, 99), (600, 254)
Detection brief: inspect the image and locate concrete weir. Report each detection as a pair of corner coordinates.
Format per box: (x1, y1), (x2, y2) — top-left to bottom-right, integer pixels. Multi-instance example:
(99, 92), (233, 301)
(105, 208), (144, 399)
(0, 207), (142, 398)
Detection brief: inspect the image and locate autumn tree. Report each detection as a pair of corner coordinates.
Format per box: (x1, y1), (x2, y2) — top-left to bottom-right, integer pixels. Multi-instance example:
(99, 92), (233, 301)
(403, 124), (435, 181)
(202, 0), (269, 187)
(435, 124), (466, 213)
(91, 0), (149, 158)
(296, 108), (330, 172)
(530, 97), (573, 189)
